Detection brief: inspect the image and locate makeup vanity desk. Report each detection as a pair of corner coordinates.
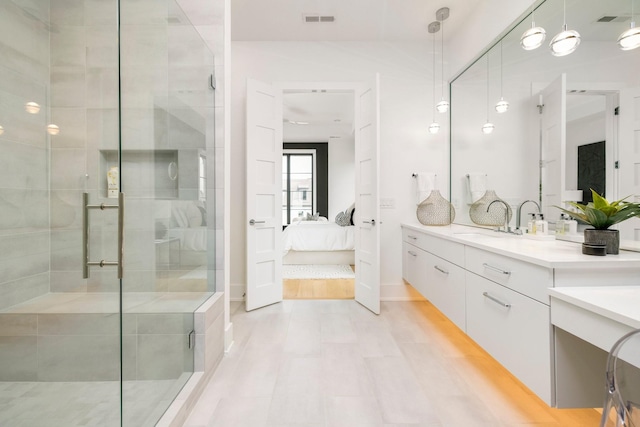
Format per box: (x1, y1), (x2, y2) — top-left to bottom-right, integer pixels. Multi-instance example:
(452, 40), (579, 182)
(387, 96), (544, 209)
(401, 223), (640, 408)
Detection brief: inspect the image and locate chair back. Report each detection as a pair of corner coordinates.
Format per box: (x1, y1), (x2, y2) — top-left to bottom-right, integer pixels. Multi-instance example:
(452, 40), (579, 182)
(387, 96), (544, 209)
(600, 329), (640, 427)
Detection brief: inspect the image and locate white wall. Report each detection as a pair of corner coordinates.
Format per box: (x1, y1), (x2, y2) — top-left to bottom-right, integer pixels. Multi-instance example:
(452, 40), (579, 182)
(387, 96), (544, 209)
(329, 137), (355, 220)
(231, 41), (449, 300)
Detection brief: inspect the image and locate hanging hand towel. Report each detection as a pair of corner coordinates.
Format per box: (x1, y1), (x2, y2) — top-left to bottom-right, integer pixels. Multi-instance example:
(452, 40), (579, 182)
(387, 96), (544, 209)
(467, 173), (487, 203)
(415, 173), (436, 205)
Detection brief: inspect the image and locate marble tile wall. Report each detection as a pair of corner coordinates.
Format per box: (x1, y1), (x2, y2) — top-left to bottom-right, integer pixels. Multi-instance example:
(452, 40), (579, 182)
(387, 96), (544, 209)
(0, 2), (52, 310)
(0, 312), (194, 382)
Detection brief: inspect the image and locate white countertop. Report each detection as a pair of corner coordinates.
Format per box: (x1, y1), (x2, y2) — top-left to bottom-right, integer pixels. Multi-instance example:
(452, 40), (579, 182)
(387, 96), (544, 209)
(549, 286), (640, 330)
(401, 222), (640, 269)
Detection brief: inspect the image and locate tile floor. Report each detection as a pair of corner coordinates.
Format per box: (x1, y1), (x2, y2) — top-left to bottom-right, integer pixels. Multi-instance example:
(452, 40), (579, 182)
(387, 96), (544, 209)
(183, 299), (601, 427)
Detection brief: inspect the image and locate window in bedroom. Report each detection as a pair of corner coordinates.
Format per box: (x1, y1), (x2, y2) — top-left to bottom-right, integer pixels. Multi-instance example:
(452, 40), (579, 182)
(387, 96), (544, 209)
(282, 149), (315, 225)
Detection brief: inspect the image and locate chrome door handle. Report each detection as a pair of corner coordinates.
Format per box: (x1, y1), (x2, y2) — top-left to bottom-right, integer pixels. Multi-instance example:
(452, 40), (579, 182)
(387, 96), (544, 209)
(482, 263), (511, 276)
(407, 250), (417, 257)
(407, 235), (418, 240)
(83, 192), (124, 279)
(249, 219), (265, 226)
(482, 291), (511, 308)
(363, 219), (376, 226)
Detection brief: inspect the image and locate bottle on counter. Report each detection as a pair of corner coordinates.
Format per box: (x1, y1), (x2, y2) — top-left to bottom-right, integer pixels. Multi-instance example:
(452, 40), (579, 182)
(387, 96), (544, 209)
(528, 213), (537, 234)
(535, 213), (548, 235)
(556, 213), (566, 235)
(564, 215), (578, 234)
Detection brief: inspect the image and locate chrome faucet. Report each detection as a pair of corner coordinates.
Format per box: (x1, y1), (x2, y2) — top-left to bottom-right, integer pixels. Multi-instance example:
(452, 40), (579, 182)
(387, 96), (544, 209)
(487, 199), (512, 233)
(515, 200), (541, 234)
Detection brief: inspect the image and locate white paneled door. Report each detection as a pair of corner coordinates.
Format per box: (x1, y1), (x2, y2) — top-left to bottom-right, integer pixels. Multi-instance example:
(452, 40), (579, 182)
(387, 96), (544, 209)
(618, 87), (640, 242)
(540, 74), (567, 220)
(245, 79), (283, 311)
(354, 75), (380, 314)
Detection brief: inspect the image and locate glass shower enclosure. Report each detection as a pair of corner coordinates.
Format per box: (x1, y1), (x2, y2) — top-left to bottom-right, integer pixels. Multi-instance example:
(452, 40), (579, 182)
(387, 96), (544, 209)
(0, 0), (216, 425)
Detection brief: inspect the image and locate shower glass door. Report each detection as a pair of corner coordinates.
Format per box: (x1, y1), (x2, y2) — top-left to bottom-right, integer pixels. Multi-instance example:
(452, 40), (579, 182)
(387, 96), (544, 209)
(0, 0), (213, 425)
(119, 0), (213, 425)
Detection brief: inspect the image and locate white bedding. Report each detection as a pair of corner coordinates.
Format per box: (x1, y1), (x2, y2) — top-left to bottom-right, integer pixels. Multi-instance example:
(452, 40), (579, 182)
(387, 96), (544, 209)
(168, 227), (207, 251)
(282, 221), (355, 255)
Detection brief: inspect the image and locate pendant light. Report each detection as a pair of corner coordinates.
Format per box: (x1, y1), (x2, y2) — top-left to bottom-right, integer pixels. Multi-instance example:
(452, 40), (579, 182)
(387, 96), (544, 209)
(428, 21), (440, 134)
(619, 0), (640, 50)
(482, 53), (494, 134)
(521, 5), (546, 50)
(495, 40), (509, 113)
(436, 7), (450, 113)
(549, 0), (580, 57)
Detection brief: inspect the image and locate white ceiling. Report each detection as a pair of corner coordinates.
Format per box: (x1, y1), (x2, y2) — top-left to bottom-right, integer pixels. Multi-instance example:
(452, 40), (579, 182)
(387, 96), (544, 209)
(283, 92), (354, 142)
(231, 0), (476, 42)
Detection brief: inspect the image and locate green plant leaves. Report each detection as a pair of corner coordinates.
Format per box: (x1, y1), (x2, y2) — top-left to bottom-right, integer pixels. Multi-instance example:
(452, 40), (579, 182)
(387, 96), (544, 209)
(554, 189), (640, 230)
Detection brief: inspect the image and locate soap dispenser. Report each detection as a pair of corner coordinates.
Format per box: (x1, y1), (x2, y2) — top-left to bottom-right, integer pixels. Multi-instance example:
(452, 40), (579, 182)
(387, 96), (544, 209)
(564, 214), (578, 234)
(527, 213), (537, 234)
(535, 213), (548, 235)
(556, 214), (566, 235)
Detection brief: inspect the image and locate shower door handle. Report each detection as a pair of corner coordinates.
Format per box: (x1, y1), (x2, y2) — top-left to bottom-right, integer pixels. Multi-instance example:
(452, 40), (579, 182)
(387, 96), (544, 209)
(83, 192), (125, 279)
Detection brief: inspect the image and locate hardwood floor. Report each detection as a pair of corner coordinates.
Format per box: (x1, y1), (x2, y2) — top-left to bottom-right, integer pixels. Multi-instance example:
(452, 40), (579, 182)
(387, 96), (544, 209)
(283, 278), (355, 299)
(283, 265), (355, 300)
(183, 299), (602, 426)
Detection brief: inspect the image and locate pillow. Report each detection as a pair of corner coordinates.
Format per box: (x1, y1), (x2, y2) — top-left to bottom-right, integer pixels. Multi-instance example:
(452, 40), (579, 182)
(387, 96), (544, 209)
(335, 203), (355, 227)
(306, 212), (320, 221)
(197, 206), (207, 226)
(185, 202), (203, 228)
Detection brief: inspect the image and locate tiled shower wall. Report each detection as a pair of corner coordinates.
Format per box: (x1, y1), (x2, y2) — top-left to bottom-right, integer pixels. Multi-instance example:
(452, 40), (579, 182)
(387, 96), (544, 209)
(0, 2), (52, 310)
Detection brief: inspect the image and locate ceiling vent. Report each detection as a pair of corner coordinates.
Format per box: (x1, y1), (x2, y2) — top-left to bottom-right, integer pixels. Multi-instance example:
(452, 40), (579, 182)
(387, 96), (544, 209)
(303, 14), (336, 23)
(596, 15), (630, 23)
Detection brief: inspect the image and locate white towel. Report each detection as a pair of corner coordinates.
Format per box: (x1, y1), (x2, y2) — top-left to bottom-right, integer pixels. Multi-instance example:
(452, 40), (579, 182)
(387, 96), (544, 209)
(467, 174), (487, 203)
(415, 173), (436, 205)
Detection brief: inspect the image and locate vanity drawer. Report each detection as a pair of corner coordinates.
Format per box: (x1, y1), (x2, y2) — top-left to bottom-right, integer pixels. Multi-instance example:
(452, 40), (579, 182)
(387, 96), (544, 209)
(402, 241), (427, 295)
(466, 272), (553, 405)
(465, 246), (552, 304)
(402, 228), (464, 267)
(424, 251), (466, 331)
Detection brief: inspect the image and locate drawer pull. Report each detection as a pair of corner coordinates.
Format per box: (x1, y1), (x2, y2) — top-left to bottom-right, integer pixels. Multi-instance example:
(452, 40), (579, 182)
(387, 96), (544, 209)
(408, 250), (417, 257)
(482, 263), (511, 276)
(482, 291), (511, 308)
(407, 235), (418, 240)
(434, 265), (449, 275)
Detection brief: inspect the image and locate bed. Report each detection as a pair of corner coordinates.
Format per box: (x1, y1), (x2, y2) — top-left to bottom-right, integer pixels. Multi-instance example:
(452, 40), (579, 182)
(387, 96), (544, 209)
(282, 218), (355, 265)
(166, 201), (207, 268)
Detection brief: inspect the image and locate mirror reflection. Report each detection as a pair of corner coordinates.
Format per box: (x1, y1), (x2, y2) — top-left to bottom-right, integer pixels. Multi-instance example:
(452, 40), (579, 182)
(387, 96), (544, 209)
(450, 0), (640, 242)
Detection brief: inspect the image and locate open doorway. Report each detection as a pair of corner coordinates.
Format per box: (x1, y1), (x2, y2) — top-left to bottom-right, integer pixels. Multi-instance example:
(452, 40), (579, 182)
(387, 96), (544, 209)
(280, 89), (356, 299)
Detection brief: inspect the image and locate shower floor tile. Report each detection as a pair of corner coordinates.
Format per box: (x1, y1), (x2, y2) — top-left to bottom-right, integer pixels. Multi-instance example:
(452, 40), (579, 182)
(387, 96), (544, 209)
(0, 378), (183, 427)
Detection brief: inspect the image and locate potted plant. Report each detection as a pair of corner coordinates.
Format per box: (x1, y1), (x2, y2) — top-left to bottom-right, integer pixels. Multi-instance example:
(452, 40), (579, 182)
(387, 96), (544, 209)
(555, 189), (640, 254)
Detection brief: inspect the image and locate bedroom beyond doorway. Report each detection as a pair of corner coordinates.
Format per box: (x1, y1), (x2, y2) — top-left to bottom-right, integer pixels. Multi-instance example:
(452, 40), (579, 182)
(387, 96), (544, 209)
(283, 264), (355, 299)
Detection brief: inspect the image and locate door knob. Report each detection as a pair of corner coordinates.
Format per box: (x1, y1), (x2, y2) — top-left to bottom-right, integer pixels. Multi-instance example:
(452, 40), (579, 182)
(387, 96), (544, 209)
(362, 219), (376, 226)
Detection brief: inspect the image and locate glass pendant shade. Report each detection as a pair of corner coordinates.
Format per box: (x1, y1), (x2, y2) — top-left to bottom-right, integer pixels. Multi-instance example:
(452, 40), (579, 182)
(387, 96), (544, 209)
(618, 24), (640, 50)
(481, 122), (495, 134)
(521, 25), (546, 50)
(495, 97), (509, 113)
(47, 124), (60, 135)
(429, 122), (440, 134)
(436, 99), (449, 113)
(0, 125), (4, 135)
(550, 25), (580, 56)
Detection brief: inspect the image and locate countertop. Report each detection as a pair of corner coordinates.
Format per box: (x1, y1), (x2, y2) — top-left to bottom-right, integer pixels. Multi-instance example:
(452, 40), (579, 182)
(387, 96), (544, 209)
(549, 286), (640, 329)
(401, 222), (640, 269)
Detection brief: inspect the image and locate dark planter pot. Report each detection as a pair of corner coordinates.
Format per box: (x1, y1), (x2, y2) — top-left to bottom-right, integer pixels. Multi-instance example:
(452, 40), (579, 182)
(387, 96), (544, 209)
(583, 228), (619, 255)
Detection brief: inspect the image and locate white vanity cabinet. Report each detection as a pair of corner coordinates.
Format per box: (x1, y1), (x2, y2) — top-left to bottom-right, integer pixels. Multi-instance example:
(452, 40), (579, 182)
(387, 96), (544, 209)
(401, 228), (466, 330)
(465, 272), (553, 403)
(401, 223), (640, 408)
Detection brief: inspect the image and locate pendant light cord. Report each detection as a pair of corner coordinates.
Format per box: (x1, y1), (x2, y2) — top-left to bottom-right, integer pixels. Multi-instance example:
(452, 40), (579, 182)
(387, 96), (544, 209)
(441, 19), (445, 99)
(486, 54), (489, 122)
(499, 41), (503, 98)
(433, 30), (437, 121)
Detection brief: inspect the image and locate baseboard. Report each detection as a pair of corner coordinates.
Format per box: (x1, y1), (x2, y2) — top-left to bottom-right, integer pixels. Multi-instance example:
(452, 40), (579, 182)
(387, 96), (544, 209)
(224, 322), (234, 353)
(230, 283), (245, 301)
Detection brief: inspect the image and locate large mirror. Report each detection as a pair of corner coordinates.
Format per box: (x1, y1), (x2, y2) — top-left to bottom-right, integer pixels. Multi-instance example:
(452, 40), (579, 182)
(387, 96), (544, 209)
(450, 0), (640, 242)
